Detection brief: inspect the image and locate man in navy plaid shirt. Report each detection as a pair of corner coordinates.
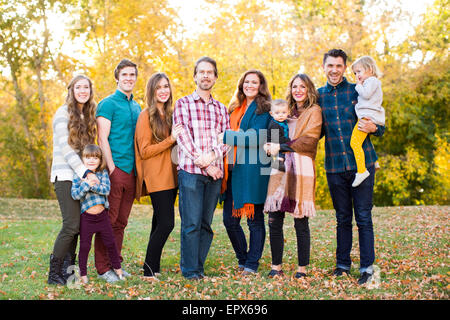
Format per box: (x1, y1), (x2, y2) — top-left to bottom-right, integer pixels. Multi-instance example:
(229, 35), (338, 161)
(318, 49), (385, 285)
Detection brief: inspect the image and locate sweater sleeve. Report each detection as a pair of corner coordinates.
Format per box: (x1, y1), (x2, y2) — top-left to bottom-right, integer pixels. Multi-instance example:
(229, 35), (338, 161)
(135, 110), (175, 160)
(53, 106), (88, 178)
(287, 107), (323, 156)
(355, 77), (380, 100)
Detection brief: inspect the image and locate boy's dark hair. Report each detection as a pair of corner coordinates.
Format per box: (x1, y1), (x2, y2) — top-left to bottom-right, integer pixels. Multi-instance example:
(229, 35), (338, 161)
(114, 59), (138, 80)
(193, 56), (218, 78)
(323, 49), (348, 66)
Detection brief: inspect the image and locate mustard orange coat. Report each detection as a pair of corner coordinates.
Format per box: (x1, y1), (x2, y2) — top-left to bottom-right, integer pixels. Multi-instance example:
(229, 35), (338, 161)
(134, 108), (177, 200)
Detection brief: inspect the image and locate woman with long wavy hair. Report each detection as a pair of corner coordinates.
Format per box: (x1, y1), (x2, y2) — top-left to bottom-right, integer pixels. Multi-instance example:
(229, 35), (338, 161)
(134, 72), (183, 280)
(264, 73), (322, 279)
(48, 75), (98, 284)
(219, 69), (272, 275)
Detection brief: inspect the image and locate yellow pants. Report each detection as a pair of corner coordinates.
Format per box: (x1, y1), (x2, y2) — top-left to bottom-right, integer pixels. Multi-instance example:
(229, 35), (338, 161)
(350, 120), (368, 174)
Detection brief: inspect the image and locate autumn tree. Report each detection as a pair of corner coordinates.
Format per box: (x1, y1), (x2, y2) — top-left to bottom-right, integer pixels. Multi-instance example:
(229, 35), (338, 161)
(0, 0), (447, 206)
(68, 0), (183, 104)
(0, 0), (72, 197)
(374, 0), (449, 205)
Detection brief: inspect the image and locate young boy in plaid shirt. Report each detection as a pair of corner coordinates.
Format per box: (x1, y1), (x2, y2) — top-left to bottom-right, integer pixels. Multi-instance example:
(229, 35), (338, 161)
(71, 144), (124, 284)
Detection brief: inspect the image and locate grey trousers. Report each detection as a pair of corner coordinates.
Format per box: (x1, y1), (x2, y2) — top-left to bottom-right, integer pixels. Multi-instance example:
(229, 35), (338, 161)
(52, 179), (80, 259)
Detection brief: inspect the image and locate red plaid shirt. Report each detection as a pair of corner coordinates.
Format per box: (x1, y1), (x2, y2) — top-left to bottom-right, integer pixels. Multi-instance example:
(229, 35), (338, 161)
(173, 91), (230, 176)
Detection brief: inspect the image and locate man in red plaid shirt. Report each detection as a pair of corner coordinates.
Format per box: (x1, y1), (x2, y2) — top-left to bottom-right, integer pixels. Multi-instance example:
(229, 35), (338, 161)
(173, 56), (230, 280)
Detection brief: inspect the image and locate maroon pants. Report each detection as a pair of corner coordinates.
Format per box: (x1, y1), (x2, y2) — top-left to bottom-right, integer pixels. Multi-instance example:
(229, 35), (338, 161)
(79, 209), (121, 276)
(94, 167), (135, 274)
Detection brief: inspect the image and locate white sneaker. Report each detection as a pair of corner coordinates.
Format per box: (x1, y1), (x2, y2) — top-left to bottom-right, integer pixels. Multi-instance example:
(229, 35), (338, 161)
(352, 170), (370, 187)
(98, 269), (120, 283)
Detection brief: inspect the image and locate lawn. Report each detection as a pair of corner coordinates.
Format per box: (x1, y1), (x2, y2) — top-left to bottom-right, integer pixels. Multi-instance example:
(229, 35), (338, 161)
(0, 198), (448, 300)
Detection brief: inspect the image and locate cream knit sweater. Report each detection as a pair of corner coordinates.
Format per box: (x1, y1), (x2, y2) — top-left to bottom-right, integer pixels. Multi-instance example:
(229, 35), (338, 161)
(50, 105), (88, 182)
(355, 76), (385, 126)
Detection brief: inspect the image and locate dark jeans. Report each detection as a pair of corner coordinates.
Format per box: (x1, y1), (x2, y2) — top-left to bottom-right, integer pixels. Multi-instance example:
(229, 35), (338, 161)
(143, 188), (177, 276)
(52, 179), (80, 260)
(326, 165), (375, 274)
(95, 167), (135, 274)
(268, 212), (310, 267)
(79, 209), (121, 277)
(223, 176), (266, 272)
(178, 170), (222, 279)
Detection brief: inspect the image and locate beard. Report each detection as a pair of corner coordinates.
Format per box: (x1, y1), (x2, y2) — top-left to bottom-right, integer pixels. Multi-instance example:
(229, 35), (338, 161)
(197, 79), (215, 91)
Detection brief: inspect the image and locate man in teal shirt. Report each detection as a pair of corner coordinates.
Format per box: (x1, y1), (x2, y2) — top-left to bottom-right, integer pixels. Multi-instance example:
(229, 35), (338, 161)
(95, 59), (141, 282)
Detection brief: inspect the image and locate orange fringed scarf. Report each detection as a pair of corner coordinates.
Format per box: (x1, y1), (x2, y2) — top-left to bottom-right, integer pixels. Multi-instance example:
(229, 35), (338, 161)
(221, 101), (255, 219)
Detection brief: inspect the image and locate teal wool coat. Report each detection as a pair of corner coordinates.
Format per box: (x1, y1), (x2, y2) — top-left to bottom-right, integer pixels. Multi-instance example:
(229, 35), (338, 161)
(223, 100), (271, 210)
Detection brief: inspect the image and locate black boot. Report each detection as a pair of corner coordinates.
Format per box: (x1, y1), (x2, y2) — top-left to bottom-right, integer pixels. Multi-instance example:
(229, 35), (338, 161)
(47, 254), (66, 285)
(62, 253), (77, 281)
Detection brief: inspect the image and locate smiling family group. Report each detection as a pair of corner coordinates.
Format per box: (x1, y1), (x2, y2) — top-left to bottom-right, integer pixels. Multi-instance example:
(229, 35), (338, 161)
(47, 48), (385, 288)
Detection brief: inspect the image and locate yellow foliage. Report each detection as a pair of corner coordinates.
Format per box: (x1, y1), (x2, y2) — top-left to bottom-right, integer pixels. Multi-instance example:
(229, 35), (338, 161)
(433, 135), (450, 204)
(0, 0), (448, 204)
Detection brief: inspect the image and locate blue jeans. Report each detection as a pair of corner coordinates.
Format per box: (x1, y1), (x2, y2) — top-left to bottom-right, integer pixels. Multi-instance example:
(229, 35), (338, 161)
(326, 165), (375, 274)
(223, 176), (266, 272)
(178, 170), (222, 279)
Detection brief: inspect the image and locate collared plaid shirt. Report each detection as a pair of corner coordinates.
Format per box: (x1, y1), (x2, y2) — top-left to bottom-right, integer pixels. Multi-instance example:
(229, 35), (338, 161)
(71, 169), (110, 213)
(318, 77), (385, 173)
(173, 91), (230, 176)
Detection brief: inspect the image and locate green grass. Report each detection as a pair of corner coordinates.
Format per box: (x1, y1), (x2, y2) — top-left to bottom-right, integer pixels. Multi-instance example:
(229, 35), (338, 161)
(0, 198), (449, 300)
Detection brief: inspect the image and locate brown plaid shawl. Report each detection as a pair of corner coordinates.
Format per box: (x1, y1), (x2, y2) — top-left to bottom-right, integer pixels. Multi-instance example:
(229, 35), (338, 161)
(264, 105), (322, 218)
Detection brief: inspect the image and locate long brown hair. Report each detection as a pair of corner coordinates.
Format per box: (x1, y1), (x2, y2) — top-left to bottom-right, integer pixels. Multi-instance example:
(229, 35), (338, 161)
(66, 75), (97, 152)
(145, 72), (173, 142)
(228, 69), (272, 114)
(286, 73), (319, 115)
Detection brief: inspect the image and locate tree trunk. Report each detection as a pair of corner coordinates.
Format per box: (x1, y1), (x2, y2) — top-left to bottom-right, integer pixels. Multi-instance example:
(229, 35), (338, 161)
(9, 67), (42, 198)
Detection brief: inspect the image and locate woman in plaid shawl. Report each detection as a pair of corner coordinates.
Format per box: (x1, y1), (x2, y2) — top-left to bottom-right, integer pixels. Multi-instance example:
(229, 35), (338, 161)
(263, 74), (322, 279)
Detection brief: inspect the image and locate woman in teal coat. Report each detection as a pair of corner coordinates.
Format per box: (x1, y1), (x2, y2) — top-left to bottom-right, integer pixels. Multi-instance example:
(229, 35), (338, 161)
(219, 69), (272, 275)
